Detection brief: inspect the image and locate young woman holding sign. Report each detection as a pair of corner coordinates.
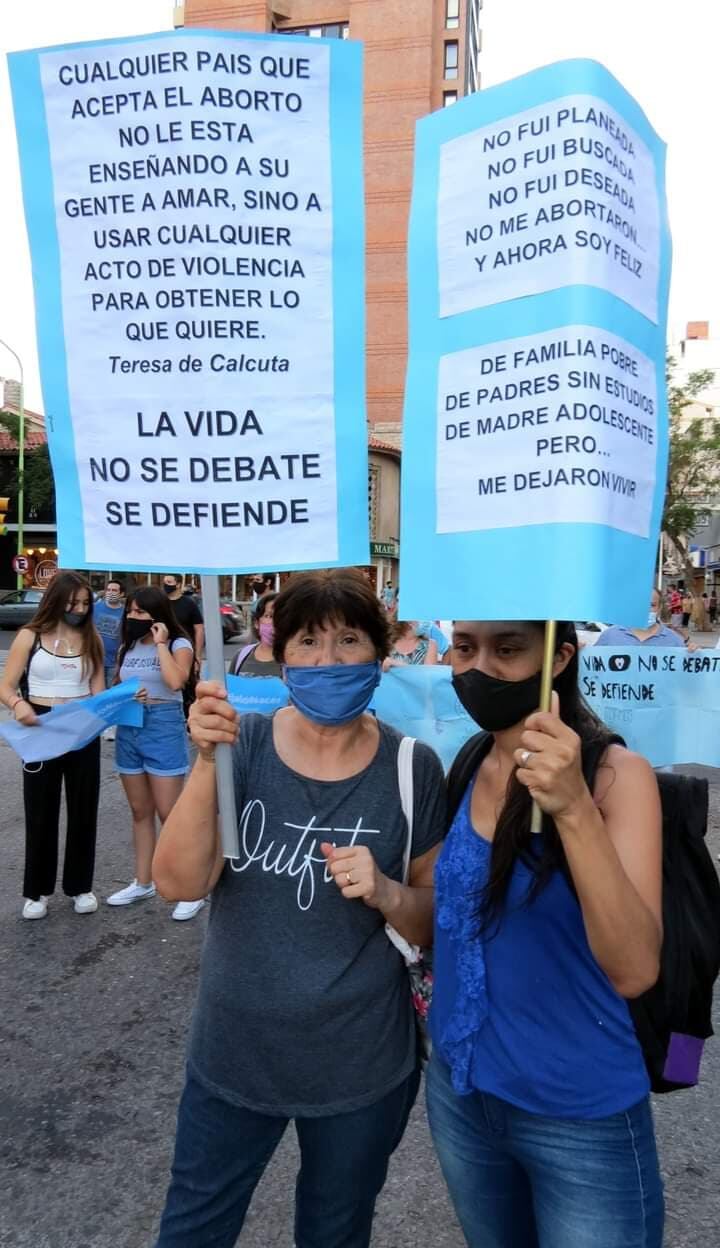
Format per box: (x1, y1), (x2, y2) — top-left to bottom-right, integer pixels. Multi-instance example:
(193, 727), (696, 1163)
(107, 587), (200, 921)
(0, 571), (105, 920)
(151, 570), (446, 1248)
(427, 619), (664, 1248)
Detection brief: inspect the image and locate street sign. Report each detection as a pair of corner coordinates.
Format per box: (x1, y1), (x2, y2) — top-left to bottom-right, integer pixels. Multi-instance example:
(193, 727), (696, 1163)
(370, 541), (399, 558)
(34, 559), (57, 587)
(11, 555), (29, 573)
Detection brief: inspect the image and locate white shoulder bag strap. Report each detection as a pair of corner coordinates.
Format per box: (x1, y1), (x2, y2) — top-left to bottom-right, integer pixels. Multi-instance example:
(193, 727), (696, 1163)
(397, 736), (416, 885)
(386, 737), (421, 964)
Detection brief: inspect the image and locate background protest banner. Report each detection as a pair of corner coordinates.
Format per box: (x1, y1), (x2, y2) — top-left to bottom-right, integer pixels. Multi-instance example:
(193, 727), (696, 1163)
(581, 647), (720, 768)
(9, 29), (367, 573)
(371, 666), (476, 771)
(400, 60), (671, 625)
(218, 660), (720, 771)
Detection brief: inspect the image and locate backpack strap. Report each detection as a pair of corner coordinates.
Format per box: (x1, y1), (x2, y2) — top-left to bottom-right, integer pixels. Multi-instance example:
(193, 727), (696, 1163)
(397, 736), (416, 885)
(446, 731), (492, 829)
(447, 730), (625, 830)
(580, 733), (626, 795)
(19, 631), (41, 702)
(230, 642), (258, 675)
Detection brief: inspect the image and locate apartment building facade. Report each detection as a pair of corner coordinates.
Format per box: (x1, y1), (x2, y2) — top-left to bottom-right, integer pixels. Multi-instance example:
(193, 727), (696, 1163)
(177, 0), (482, 443)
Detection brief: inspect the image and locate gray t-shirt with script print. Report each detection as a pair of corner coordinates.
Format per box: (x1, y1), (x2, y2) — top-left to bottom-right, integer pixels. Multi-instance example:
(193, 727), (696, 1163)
(188, 713), (446, 1117)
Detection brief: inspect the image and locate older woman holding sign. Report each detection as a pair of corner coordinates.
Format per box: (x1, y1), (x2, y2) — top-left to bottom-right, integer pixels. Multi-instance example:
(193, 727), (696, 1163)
(427, 620), (664, 1248)
(151, 570), (445, 1248)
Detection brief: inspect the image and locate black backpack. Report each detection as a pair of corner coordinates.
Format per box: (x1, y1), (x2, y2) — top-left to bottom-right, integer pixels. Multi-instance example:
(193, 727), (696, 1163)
(446, 732), (720, 1094)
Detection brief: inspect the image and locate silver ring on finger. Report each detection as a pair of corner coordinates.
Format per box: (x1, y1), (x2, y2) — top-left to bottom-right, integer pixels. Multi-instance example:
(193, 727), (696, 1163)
(345, 871), (354, 885)
(519, 749), (533, 768)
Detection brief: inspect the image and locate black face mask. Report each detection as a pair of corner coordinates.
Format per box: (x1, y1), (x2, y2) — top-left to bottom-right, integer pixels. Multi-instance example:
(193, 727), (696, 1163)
(452, 668), (543, 733)
(64, 611), (87, 628)
(163, 584), (176, 595)
(126, 619), (154, 643)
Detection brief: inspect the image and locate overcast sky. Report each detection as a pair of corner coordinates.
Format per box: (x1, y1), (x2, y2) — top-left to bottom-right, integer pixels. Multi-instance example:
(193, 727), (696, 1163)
(1, 0), (717, 411)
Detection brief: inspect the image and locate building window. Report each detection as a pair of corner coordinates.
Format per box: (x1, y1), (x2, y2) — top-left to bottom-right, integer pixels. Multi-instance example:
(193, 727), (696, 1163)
(280, 23), (349, 39)
(444, 41), (459, 80)
(443, 91), (458, 107)
(445, 0), (460, 29)
(368, 464), (380, 539)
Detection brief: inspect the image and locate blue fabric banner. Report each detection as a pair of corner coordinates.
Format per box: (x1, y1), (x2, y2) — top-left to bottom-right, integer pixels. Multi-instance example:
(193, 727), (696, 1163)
(226, 674), (289, 717)
(206, 662), (720, 771)
(0, 680), (143, 763)
(370, 666), (476, 771)
(8, 30), (368, 575)
(401, 60), (672, 626)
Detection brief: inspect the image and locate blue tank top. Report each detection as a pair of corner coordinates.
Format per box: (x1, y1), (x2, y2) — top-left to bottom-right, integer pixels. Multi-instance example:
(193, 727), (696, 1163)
(431, 782), (650, 1119)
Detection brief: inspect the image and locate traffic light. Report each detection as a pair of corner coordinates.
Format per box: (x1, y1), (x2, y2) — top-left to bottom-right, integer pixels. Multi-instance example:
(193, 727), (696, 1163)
(0, 497), (8, 537)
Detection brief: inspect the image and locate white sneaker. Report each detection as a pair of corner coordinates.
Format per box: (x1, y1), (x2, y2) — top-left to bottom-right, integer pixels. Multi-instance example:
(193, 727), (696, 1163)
(102, 726), (116, 742)
(171, 899), (206, 922)
(22, 897), (48, 920)
(106, 880), (156, 906)
(73, 892), (98, 914)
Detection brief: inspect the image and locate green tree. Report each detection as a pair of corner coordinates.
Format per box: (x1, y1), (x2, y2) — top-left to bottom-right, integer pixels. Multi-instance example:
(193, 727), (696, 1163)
(663, 357), (719, 576)
(0, 410), (56, 519)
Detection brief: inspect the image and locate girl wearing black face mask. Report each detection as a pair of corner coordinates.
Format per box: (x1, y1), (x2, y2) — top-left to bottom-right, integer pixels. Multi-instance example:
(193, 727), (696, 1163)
(0, 570), (105, 920)
(108, 588), (200, 921)
(426, 620), (665, 1248)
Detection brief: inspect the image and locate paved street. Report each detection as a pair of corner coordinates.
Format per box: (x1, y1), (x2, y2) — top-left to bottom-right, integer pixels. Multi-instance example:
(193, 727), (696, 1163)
(0, 651), (719, 1246)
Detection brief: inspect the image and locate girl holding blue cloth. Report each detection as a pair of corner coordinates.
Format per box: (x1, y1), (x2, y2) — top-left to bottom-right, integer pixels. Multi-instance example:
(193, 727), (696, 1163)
(428, 619), (664, 1248)
(0, 570), (105, 920)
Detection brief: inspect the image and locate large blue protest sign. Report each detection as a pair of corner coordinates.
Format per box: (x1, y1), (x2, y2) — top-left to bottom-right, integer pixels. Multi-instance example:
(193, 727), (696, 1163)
(401, 60), (671, 625)
(9, 30), (367, 574)
(581, 647), (720, 768)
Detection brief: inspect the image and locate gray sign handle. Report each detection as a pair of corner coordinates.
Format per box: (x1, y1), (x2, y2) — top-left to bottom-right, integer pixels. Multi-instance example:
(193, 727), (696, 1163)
(200, 575), (239, 859)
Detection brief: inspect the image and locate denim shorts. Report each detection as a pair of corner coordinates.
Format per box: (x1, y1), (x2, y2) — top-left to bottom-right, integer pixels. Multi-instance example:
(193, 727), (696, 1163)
(115, 701), (189, 778)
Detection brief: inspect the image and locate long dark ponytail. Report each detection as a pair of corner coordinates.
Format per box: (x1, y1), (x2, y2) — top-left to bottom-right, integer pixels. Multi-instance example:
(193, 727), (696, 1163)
(479, 621), (614, 932)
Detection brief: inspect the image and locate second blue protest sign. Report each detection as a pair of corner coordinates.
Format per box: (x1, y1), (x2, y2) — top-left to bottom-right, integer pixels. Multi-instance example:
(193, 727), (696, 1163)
(401, 59), (671, 625)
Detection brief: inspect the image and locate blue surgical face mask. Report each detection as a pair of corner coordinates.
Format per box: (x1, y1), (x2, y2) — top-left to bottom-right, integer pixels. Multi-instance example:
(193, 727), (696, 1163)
(283, 661), (382, 726)
(647, 611), (658, 627)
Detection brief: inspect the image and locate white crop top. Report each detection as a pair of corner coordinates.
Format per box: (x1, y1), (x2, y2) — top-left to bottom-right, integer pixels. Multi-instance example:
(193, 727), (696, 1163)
(27, 644), (92, 699)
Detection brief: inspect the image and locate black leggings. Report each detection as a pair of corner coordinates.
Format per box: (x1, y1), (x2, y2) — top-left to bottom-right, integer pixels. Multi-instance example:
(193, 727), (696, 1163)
(22, 705), (101, 900)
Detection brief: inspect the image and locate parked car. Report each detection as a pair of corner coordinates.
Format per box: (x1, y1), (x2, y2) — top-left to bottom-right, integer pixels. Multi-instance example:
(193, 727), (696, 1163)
(574, 621), (609, 647)
(219, 600), (245, 643)
(0, 588), (44, 629)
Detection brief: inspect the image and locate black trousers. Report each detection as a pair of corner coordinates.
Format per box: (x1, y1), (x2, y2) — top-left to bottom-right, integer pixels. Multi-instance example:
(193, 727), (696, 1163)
(22, 707), (101, 900)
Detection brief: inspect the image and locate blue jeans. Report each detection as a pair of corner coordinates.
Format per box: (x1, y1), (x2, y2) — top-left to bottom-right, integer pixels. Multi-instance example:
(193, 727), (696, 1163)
(426, 1054), (664, 1248)
(155, 1065), (420, 1248)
